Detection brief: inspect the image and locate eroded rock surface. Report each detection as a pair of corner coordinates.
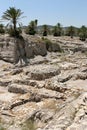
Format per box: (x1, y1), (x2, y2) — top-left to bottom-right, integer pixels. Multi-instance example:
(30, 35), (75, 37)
(0, 35), (87, 130)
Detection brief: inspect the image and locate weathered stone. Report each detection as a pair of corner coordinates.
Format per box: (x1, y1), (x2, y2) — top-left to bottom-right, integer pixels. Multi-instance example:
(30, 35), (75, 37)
(37, 88), (64, 99)
(0, 35), (87, 130)
(8, 84), (29, 94)
(48, 42), (62, 52)
(45, 77), (68, 92)
(60, 62), (78, 70)
(29, 65), (61, 80)
(11, 68), (23, 75)
(30, 55), (49, 65)
(73, 72), (87, 80)
(58, 75), (72, 83)
(0, 80), (11, 86)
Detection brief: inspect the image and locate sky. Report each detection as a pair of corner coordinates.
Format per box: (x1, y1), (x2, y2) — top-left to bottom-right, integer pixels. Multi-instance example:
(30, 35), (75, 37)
(0, 0), (87, 27)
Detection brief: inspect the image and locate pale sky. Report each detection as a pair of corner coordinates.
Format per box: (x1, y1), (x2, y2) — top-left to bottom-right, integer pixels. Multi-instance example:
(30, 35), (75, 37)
(0, 0), (87, 27)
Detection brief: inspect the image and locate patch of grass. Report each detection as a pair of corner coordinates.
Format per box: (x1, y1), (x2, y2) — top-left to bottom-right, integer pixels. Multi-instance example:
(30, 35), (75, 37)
(0, 118), (5, 130)
(21, 119), (36, 130)
(42, 37), (52, 51)
(0, 125), (6, 130)
(42, 37), (63, 52)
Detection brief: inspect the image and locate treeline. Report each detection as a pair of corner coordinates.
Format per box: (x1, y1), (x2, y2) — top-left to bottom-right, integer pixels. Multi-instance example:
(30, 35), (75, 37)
(25, 21), (87, 41)
(1, 21), (87, 41)
(0, 7), (87, 41)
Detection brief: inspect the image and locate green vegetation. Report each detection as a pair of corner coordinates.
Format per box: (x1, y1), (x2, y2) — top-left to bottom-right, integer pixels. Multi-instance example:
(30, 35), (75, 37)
(7, 26), (22, 37)
(0, 125), (5, 130)
(52, 23), (62, 36)
(21, 119), (36, 130)
(42, 37), (52, 50)
(25, 19), (38, 35)
(66, 26), (76, 38)
(0, 118), (6, 130)
(42, 37), (62, 52)
(53, 26), (58, 36)
(0, 24), (5, 34)
(78, 25), (87, 41)
(42, 24), (48, 36)
(2, 7), (23, 37)
(0, 6), (87, 41)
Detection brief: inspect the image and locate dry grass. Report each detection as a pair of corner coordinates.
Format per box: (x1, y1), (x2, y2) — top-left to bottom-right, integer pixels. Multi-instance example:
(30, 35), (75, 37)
(21, 119), (36, 130)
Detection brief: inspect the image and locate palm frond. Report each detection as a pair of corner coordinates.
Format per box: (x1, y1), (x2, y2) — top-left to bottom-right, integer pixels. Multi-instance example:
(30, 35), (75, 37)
(1, 7), (24, 32)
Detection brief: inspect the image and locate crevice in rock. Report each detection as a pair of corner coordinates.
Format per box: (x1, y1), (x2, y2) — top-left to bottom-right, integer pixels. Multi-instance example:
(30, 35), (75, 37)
(0, 81), (11, 87)
(5, 93), (41, 110)
(58, 75), (72, 83)
(0, 55), (13, 64)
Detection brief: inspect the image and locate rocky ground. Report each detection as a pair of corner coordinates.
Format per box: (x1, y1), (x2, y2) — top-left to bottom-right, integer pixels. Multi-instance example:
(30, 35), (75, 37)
(0, 35), (87, 130)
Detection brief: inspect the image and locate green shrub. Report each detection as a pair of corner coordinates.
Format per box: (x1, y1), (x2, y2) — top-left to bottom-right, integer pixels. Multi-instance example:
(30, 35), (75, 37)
(25, 20), (37, 35)
(0, 29), (5, 34)
(0, 24), (5, 34)
(0, 125), (5, 130)
(7, 28), (21, 37)
(21, 119), (36, 130)
(79, 32), (86, 41)
(78, 25), (87, 41)
(43, 31), (47, 36)
(42, 38), (62, 52)
(42, 38), (52, 50)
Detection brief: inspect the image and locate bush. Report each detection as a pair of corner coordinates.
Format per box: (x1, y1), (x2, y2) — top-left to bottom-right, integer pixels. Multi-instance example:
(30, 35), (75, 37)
(0, 24), (5, 34)
(78, 26), (87, 41)
(7, 29), (21, 37)
(25, 20), (37, 35)
(42, 38), (62, 52)
(0, 29), (5, 34)
(43, 31), (47, 36)
(42, 38), (52, 50)
(21, 119), (36, 130)
(0, 125), (5, 130)
(79, 32), (86, 41)
(25, 27), (36, 35)
(53, 32), (59, 36)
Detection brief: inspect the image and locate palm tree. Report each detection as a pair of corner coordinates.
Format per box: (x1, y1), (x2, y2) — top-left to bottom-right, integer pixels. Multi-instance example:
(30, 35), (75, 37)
(34, 19), (38, 27)
(53, 26), (58, 36)
(25, 19), (38, 35)
(66, 26), (75, 38)
(57, 23), (62, 36)
(42, 24), (48, 36)
(2, 7), (28, 66)
(2, 7), (24, 36)
(34, 19), (38, 33)
(52, 23), (62, 36)
(78, 25), (87, 41)
(26, 20), (36, 35)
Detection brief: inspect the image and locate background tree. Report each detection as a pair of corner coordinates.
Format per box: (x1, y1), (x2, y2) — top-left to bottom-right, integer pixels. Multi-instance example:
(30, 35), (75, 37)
(25, 20), (38, 35)
(57, 23), (62, 36)
(52, 23), (62, 36)
(42, 24), (48, 36)
(34, 19), (38, 27)
(66, 26), (75, 38)
(34, 19), (38, 33)
(52, 26), (58, 36)
(2, 7), (24, 37)
(0, 24), (5, 34)
(78, 25), (87, 41)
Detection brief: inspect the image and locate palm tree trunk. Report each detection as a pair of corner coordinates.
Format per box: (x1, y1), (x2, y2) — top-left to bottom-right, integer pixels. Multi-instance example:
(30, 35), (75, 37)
(13, 20), (16, 35)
